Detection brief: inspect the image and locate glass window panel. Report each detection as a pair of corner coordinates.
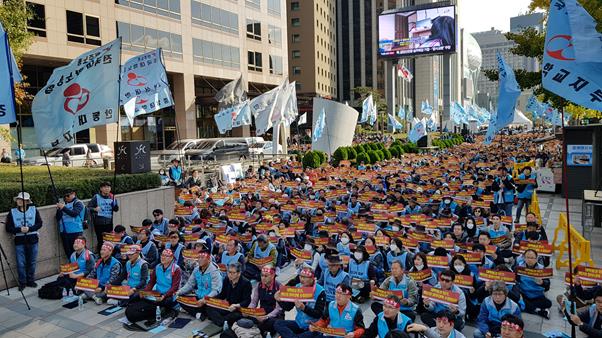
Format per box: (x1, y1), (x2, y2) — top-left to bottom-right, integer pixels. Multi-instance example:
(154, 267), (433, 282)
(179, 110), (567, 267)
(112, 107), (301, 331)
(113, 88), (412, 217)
(200, 4), (211, 21)
(131, 24), (145, 47)
(144, 0), (156, 5)
(191, 1), (200, 19)
(66, 10), (84, 35)
(171, 34), (182, 53)
(202, 41), (211, 58)
(192, 39), (201, 57)
(255, 52), (262, 67)
(210, 7), (220, 25)
(157, 0), (169, 10)
(27, 2), (46, 29)
(85, 16), (100, 37)
(117, 22), (130, 45)
(144, 27), (157, 48)
(157, 30), (170, 50)
(169, 0), (180, 13)
(232, 47), (240, 65)
(220, 10), (229, 28)
(230, 13), (238, 31)
(130, 0), (143, 10)
(248, 51), (254, 65)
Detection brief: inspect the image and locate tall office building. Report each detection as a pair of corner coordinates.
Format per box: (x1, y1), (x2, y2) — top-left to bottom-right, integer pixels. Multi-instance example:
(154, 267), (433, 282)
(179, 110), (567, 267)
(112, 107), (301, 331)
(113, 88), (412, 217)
(510, 12), (544, 33)
(12, 0), (288, 151)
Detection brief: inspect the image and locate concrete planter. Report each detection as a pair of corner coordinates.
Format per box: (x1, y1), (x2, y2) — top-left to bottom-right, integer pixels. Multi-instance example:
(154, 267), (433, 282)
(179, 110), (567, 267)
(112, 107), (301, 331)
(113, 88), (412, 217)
(0, 186), (175, 289)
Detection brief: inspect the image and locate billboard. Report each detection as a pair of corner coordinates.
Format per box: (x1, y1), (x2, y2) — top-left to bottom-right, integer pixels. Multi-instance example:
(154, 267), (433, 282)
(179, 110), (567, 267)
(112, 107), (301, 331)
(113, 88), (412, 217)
(378, 5), (456, 58)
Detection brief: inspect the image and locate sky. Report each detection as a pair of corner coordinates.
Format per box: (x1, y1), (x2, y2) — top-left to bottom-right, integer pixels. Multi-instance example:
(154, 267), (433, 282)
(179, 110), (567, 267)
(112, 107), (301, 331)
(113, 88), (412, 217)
(461, 0), (534, 33)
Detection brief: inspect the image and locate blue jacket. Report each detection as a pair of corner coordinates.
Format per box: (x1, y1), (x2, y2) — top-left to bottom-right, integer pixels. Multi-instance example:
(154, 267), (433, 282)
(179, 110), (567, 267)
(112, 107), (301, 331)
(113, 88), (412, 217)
(477, 296), (521, 334)
(56, 199), (85, 234)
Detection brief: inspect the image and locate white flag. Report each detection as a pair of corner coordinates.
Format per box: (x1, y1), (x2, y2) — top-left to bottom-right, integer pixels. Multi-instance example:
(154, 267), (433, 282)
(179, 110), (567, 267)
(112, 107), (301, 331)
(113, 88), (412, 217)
(271, 79), (291, 123)
(282, 81), (298, 126)
(251, 84), (282, 135)
(232, 100), (251, 128)
(298, 112), (307, 126)
(215, 74), (245, 107)
(120, 48), (173, 127)
(397, 64), (413, 82)
(32, 38), (121, 149)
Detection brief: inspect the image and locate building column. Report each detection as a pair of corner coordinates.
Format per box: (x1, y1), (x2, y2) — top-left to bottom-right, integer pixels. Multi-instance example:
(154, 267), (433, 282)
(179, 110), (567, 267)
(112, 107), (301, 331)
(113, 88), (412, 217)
(94, 123), (118, 150)
(173, 72), (196, 139)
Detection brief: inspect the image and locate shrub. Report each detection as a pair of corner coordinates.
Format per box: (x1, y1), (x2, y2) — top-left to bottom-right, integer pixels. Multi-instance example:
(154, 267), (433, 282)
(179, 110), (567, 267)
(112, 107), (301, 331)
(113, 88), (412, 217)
(389, 147), (399, 158)
(346, 147), (357, 160)
(354, 144), (365, 154)
(356, 152), (370, 165)
(333, 147), (348, 163)
(375, 150), (385, 161)
(382, 148), (392, 160)
(376, 143), (385, 150)
(367, 150), (379, 164)
(315, 151), (327, 165)
(302, 151), (321, 168)
(0, 166), (161, 212)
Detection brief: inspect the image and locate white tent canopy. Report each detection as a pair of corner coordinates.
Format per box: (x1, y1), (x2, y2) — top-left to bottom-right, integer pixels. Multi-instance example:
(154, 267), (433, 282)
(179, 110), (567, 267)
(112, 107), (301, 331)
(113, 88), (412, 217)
(510, 109), (533, 129)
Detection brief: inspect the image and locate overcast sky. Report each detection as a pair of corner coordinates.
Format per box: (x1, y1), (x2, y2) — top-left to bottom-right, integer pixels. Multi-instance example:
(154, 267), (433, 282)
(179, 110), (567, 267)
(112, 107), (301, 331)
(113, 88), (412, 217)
(461, 0), (533, 33)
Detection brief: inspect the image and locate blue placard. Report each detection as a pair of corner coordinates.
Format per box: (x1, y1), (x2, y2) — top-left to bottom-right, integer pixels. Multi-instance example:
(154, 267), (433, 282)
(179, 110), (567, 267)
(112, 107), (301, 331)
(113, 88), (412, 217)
(567, 145), (593, 166)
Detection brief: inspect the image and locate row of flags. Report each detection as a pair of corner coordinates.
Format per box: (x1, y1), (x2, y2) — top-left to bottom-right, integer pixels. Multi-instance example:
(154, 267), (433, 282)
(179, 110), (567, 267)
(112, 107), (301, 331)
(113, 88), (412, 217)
(359, 94), (377, 125)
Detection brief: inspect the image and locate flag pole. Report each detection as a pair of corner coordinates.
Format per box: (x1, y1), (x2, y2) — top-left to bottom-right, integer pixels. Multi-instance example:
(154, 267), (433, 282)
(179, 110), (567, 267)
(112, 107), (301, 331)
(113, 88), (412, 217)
(113, 38), (123, 195)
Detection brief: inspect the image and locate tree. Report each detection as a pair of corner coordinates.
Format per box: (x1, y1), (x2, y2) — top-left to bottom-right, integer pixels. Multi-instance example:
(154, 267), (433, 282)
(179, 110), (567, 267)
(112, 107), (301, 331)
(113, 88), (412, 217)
(482, 0), (602, 118)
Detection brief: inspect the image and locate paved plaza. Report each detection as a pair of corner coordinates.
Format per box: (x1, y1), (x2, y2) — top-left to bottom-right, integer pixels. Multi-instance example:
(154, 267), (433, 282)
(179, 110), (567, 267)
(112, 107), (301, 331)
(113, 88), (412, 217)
(0, 192), (595, 338)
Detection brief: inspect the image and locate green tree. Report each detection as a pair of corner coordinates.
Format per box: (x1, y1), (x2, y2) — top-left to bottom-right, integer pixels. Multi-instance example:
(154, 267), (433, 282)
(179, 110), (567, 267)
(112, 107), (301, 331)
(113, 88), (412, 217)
(482, 0), (602, 118)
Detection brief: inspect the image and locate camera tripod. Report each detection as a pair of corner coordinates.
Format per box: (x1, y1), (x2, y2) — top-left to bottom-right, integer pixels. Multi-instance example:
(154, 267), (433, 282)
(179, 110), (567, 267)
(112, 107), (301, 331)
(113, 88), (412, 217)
(0, 240), (31, 310)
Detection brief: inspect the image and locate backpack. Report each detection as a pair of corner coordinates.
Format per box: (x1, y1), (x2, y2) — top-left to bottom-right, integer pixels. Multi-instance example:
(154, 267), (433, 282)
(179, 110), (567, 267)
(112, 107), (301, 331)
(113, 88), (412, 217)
(38, 280), (64, 299)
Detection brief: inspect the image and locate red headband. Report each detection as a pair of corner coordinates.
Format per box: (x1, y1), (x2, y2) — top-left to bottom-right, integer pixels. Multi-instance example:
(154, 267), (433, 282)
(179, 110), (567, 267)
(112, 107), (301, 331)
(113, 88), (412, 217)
(336, 286), (351, 295)
(502, 321), (523, 332)
(262, 266), (275, 275)
(162, 249), (174, 257)
(299, 268), (314, 278)
(74, 239), (85, 246)
(384, 298), (401, 309)
(101, 242), (114, 252)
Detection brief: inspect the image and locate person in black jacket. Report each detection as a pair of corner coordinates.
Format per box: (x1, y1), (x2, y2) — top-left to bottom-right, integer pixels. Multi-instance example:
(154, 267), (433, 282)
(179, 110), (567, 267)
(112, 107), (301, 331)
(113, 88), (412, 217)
(206, 262), (253, 328)
(569, 289), (602, 337)
(5, 192), (43, 290)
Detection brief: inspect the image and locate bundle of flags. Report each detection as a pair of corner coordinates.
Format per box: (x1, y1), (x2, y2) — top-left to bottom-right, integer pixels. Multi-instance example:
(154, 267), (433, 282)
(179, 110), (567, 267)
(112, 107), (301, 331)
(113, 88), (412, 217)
(421, 100), (433, 115)
(248, 79), (299, 136)
(397, 64), (413, 82)
(0, 22), (22, 125)
(387, 114), (403, 132)
(359, 94), (377, 126)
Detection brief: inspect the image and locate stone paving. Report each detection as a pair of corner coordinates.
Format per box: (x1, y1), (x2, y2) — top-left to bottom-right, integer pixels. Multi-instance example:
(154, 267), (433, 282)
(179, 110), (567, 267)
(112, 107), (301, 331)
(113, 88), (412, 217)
(0, 193), (596, 338)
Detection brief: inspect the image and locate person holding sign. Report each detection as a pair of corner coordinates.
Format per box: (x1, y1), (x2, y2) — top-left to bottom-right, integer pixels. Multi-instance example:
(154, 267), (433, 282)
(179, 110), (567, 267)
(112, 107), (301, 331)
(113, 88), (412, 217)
(57, 236), (95, 294)
(206, 262), (252, 328)
(176, 244), (222, 320)
(319, 255), (351, 302)
(125, 248), (181, 326)
(117, 244), (149, 306)
(88, 182), (119, 253)
(514, 166), (537, 223)
(300, 284), (365, 338)
(516, 249), (552, 319)
(407, 311), (466, 338)
(274, 267), (326, 338)
(421, 270), (467, 331)
(370, 260), (418, 321)
(568, 288), (602, 338)
(219, 239), (245, 278)
(349, 246), (376, 303)
(136, 228), (158, 269)
(474, 281), (522, 338)
(492, 167), (515, 218)
(243, 234), (278, 281)
(386, 238), (413, 272)
(82, 242), (122, 305)
(364, 295), (413, 338)
(242, 265), (283, 335)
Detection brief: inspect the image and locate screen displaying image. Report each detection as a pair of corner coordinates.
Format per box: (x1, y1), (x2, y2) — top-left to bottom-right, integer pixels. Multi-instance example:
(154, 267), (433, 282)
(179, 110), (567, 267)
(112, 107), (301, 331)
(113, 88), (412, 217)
(378, 5), (456, 58)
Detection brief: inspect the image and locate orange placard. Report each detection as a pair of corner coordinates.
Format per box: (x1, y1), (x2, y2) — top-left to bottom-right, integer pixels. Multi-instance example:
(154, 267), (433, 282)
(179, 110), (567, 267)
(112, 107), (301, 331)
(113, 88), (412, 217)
(60, 262), (79, 274)
(478, 268), (516, 285)
(516, 267), (553, 278)
(249, 256), (274, 267)
(565, 272), (598, 287)
(183, 249), (200, 260)
(102, 233), (121, 243)
(576, 266), (602, 283)
(177, 296), (201, 307)
(422, 285), (460, 306)
(375, 236), (390, 246)
(427, 255), (449, 268)
(240, 307), (267, 318)
(401, 237), (418, 249)
(485, 245), (497, 255)
(278, 286), (316, 302)
(106, 285), (131, 299)
(356, 222), (376, 233)
(75, 278), (99, 292)
(205, 297), (231, 310)
(154, 235), (168, 244)
(431, 239), (455, 250)
(512, 241), (553, 256)
(310, 236), (329, 246)
(290, 248), (312, 261)
(460, 252), (482, 265)
(280, 227), (297, 238)
(370, 288), (403, 301)
(183, 233), (200, 244)
(309, 326), (346, 337)
(454, 274), (474, 289)
(407, 268), (433, 282)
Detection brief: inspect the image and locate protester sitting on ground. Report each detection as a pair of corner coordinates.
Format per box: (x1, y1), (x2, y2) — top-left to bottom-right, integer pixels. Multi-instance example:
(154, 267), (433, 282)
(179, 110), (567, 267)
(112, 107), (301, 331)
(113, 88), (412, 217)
(82, 241), (122, 305)
(568, 288), (602, 337)
(516, 249), (552, 319)
(421, 269), (467, 331)
(370, 260), (418, 321)
(474, 281), (522, 338)
(117, 244), (149, 307)
(135, 228), (159, 268)
(407, 310), (466, 338)
(57, 236), (95, 295)
(319, 254), (351, 303)
(499, 314), (525, 338)
(243, 234), (278, 281)
(206, 262), (252, 328)
(365, 295), (413, 338)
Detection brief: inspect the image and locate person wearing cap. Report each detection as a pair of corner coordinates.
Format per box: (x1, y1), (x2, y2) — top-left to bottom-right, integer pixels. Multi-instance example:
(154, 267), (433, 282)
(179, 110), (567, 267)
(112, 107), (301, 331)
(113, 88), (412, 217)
(125, 248), (182, 326)
(243, 234), (278, 281)
(5, 191), (43, 290)
(407, 310), (466, 338)
(88, 181), (119, 253)
(176, 244), (222, 320)
(83, 241), (122, 305)
(151, 209), (170, 235)
(474, 281), (522, 338)
(421, 269), (467, 330)
(371, 260), (418, 321)
(136, 228), (159, 268)
(274, 267), (326, 338)
(348, 246), (376, 303)
(56, 187), (86, 258)
(300, 284), (364, 338)
(238, 265), (283, 335)
(318, 254), (350, 302)
(115, 244), (149, 306)
(365, 295), (413, 338)
(207, 262), (252, 328)
(57, 236), (95, 294)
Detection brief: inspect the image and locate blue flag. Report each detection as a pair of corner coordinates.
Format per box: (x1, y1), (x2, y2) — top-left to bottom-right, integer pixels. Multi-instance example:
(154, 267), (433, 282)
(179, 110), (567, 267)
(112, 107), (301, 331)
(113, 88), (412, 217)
(526, 95), (544, 118)
(397, 106), (405, 120)
(232, 100), (252, 128)
(421, 100), (433, 115)
(313, 108), (326, 142)
(0, 22), (22, 125)
(483, 112), (498, 145)
(451, 102), (465, 125)
(495, 52), (520, 130)
(408, 119), (427, 143)
(543, 0), (602, 111)
(360, 95), (373, 124)
(388, 114), (402, 132)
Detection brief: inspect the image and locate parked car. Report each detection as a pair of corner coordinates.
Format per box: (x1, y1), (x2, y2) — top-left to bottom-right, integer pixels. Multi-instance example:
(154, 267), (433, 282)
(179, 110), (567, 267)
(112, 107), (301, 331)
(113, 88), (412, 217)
(186, 138), (250, 162)
(249, 142), (284, 156)
(23, 143), (113, 167)
(154, 139), (203, 166)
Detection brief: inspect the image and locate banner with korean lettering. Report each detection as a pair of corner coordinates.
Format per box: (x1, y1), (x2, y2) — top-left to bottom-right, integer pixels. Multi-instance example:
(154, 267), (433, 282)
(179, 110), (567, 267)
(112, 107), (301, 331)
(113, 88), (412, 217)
(32, 38), (121, 149)
(120, 48), (174, 126)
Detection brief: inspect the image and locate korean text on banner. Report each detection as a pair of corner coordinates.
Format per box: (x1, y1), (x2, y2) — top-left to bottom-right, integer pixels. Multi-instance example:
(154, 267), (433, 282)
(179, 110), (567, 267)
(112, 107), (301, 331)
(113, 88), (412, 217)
(0, 22), (23, 125)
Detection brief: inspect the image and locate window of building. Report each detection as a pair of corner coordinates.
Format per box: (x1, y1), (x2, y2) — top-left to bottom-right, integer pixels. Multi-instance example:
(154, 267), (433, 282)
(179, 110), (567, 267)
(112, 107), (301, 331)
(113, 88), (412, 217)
(26, 2), (46, 37)
(248, 51), (262, 72)
(267, 0), (281, 16)
(292, 34), (300, 43)
(191, 1), (238, 34)
(268, 25), (282, 45)
(296, 82), (302, 90)
(117, 21), (182, 58)
(291, 2), (300, 11)
(246, 19), (261, 40)
(292, 66), (301, 75)
(269, 55), (283, 75)
(115, 0), (180, 19)
(292, 50), (301, 59)
(192, 38), (240, 68)
(66, 11), (101, 45)
(291, 18), (300, 27)
(246, 0), (260, 10)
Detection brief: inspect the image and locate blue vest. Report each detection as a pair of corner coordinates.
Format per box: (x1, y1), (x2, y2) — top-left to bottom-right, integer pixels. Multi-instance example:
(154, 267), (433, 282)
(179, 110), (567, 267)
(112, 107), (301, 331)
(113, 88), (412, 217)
(517, 173), (537, 199)
(336, 242), (351, 256)
(518, 263), (546, 298)
(126, 258), (148, 288)
(483, 297), (520, 327)
(60, 200), (85, 233)
(166, 242), (184, 262)
(193, 264), (215, 298)
(377, 312), (412, 338)
(253, 242), (275, 258)
(349, 259), (369, 281)
(95, 194), (115, 219)
(11, 207), (37, 236)
(138, 240), (154, 258)
(387, 252), (408, 271)
(70, 249), (92, 275)
(488, 225), (508, 239)
(295, 283), (324, 329)
(388, 275), (412, 311)
(324, 269), (348, 302)
(96, 257), (119, 287)
(221, 251), (243, 277)
(154, 262), (177, 295)
(328, 300), (359, 332)
(153, 218), (169, 235)
(588, 304), (600, 327)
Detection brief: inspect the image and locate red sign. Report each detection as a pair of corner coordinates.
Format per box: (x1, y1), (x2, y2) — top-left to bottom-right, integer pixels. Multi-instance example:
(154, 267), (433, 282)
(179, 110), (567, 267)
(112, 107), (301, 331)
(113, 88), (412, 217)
(454, 274), (474, 289)
(177, 296), (201, 307)
(370, 288), (403, 301)
(576, 266), (602, 283)
(427, 255), (449, 268)
(309, 326), (346, 337)
(205, 297), (231, 310)
(106, 285), (131, 299)
(516, 267), (553, 278)
(60, 262), (79, 274)
(407, 269), (433, 282)
(240, 307), (267, 318)
(478, 268), (516, 285)
(278, 286), (316, 302)
(422, 284), (460, 306)
(290, 248), (312, 261)
(75, 278), (99, 292)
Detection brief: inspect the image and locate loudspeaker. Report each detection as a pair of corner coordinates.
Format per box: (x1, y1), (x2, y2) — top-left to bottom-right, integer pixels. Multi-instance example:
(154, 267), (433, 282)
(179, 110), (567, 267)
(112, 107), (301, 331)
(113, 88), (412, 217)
(114, 141), (151, 174)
